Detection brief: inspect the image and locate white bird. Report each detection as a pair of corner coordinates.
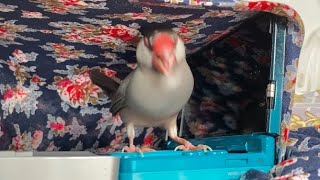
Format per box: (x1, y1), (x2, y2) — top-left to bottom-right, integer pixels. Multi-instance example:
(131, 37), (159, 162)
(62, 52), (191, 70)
(90, 26), (211, 153)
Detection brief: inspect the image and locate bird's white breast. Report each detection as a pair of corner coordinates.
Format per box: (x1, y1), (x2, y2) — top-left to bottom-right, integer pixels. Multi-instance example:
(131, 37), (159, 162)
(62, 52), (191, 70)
(125, 62), (194, 124)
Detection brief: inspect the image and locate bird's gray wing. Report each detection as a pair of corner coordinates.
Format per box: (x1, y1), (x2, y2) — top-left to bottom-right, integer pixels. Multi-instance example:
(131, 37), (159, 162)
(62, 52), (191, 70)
(89, 68), (120, 97)
(89, 67), (133, 116)
(109, 71), (134, 115)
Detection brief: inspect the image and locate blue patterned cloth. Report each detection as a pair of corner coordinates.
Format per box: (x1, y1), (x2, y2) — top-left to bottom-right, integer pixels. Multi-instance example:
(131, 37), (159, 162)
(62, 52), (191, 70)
(0, 0), (310, 179)
(0, 0), (267, 152)
(242, 126), (320, 179)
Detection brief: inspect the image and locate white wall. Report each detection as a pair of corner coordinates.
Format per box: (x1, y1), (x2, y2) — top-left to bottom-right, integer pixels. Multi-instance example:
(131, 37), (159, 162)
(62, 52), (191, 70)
(249, 0), (320, 43)
(249, 0), (320, 95)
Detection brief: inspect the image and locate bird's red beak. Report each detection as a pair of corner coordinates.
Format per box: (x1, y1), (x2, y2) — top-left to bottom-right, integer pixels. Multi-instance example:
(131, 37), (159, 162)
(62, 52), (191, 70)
(151, 33), (177, 75)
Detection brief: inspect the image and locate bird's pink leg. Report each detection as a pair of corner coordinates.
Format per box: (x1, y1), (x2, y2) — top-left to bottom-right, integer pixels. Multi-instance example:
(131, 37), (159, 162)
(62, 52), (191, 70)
(170, 134), (212, 152)
(122, 123), (141, 153)
(167, 117), (212, 152)
(121, 123), (155, 154)
(170, 136), (196, 151)
(121, 136), (139, 153)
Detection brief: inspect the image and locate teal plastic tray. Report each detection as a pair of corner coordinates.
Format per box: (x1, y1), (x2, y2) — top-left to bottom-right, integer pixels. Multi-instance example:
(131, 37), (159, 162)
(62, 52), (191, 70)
(112, 134), (275, 180)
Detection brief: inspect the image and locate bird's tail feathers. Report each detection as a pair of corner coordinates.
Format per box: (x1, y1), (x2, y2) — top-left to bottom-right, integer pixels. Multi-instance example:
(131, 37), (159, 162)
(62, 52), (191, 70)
(89, 68), (120, 97)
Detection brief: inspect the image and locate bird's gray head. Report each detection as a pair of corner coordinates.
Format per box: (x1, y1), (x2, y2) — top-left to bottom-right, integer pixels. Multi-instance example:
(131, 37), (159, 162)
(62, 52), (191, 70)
(136, 28), (186, 76)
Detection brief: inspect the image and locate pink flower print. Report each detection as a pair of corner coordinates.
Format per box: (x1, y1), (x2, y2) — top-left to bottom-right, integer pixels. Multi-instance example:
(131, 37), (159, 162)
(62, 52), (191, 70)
(127, 63), (137, 69)
(32, 130), (43, 149)
(179, 25), (191, 34)
(102, 68), (117, 77)
(39, 29), (52, 34)
(11, 135), (23, 151)
(284, 58), (298, 93)
(0, 21), (39, 46)
(142, 134), (156, 148)
(86, 36), (104, 44)
(279, 158), (298, 167)
(247, 1), (277, 11)
(65, 33), (80, 40)
(0, 26), (8, 36)
(66, 118), (87, 140)
(100, 51), (118, 59)
(1, 84), (42, 118)
(96, 113), (123, 139)
(101, 25), (140, 43)
(55, 78), (87, 107)
(59, 0), (87, 6)
(46, 115), (66, 139)
(0, 126), (4, 138)
(46, 141), (60, 151)
(30, 74), (46, 86)
(3, 87), (15, 101)
(0, 56), (36, 85)
(0, 3), (17, 12)
(96, 129), (127, 153)
(131, 13), (147, 19)
(14, 49), (38, 64)
(142, 128), (157, 148)
(67, 84), (86, 103)
(2, 86), (27, 114)
(96, 113), (113, 139)
(110, 129), (126, 149)
(55, 78), (73, 88)
(50, 7), (66, 14)
(12, 49), (28, 63)
(21, 10), (48, 19)
(40, 43), (96, 63)
(73, 72), (91, 85)
(9, 124), (42, 151)
(53, 69), (102, 108)
(189, 18), (204, 24)
(6, 60), (20, 72)
(113, 114), (123, 127)
(182, 37), (192, 43)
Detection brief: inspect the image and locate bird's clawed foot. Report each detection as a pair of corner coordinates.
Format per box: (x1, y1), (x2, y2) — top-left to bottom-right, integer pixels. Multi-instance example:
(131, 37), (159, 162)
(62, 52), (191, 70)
(174, 141), (213, 152)
(140, 145), (157, 152)
(122, 145), (142, 153)
(122, 145), (156, 157)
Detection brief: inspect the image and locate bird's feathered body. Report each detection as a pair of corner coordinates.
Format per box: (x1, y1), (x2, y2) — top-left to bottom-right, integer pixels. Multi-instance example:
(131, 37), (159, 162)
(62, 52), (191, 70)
(90, 54), (193, 128)
(122, 61), (194, 127)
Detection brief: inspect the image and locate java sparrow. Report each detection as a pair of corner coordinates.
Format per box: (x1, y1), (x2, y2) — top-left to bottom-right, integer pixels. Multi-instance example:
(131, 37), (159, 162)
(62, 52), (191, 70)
(90, 26), (212, 153)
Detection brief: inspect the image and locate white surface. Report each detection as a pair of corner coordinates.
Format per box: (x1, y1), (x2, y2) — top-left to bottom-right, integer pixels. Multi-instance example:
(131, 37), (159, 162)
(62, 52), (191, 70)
(249, 0), (320, 94)
(295, 28), (320, 95)
(0, 151), (119, 180)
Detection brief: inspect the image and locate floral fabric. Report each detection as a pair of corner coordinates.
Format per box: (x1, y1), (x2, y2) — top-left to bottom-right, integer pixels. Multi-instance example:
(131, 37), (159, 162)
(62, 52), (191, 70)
(182, 14), (272, 138)
(242, 126), (320, 180)
(0, 0), (263, 152)
(0, 0), (313, 179)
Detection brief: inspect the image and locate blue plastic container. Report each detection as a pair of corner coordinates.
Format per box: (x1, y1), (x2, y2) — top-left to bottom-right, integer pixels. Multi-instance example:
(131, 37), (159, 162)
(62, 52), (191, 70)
(112, 135), (275, 180)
